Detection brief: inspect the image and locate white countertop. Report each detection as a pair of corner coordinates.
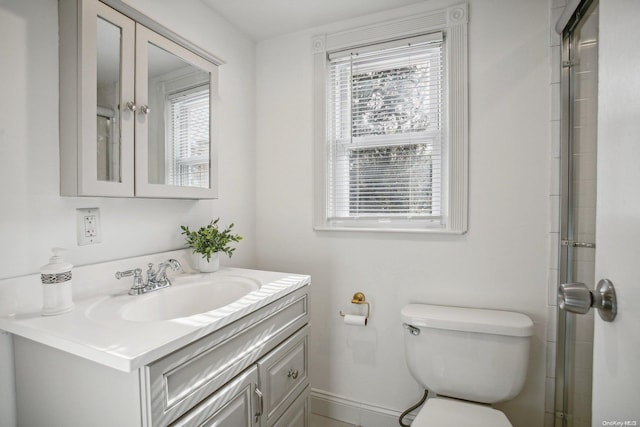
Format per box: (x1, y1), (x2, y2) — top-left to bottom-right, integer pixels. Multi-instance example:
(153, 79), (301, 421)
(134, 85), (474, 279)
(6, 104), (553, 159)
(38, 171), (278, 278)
(0, 251), (309, 372)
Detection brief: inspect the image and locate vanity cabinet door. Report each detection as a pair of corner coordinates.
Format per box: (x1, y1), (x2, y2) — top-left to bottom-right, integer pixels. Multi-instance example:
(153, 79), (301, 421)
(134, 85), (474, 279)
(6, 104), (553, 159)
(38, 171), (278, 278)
(257, 326), (309, 426)
(60, 0), (135, 197)
(271, 387), (310, 427)
(171, 365), (259, 427)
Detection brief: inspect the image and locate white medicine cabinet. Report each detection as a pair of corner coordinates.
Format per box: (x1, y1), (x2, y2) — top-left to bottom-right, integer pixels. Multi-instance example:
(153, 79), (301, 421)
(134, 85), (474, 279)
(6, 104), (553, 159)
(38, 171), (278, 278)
(59, 0), (221, 198)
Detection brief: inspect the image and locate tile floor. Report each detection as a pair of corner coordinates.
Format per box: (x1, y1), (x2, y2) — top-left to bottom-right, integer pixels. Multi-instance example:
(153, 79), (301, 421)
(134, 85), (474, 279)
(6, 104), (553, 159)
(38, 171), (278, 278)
(311, 413), (357, 427)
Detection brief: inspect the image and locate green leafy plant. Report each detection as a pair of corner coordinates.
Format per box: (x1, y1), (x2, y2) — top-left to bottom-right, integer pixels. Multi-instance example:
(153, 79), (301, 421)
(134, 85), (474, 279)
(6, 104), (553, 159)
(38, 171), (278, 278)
(180, 218), (243, 261)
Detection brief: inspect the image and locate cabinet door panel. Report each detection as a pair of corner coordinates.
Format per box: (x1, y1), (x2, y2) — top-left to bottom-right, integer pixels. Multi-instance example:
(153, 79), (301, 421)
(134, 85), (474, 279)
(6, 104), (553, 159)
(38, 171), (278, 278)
(258, 326), (309, 426)
(78, 0), (135, 196)
(171, 366), (258, 427)
(272, 387), (310, 427)
(95, 15), (123, 183)
(135, 24), (218, 199)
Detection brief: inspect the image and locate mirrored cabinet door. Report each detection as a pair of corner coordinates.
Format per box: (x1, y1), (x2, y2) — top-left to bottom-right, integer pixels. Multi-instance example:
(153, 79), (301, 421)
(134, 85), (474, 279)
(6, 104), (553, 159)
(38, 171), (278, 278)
(96, 16), (125, 184)
(60, 0), (135, 197)
(84, 2), (135, 196)
(135, 25), (218, 199)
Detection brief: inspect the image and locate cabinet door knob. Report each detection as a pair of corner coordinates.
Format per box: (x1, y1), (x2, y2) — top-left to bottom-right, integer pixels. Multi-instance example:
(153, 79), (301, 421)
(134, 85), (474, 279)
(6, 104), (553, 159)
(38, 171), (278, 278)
(140, 105), (150, 114)
(125, 101), (136, 112)
(287, 368), (299, 379)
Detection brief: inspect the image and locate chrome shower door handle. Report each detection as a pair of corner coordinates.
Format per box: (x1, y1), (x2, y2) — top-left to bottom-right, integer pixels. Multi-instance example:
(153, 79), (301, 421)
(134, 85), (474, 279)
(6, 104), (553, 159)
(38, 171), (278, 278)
(558, 279), (617, 322)
(558, 282), (592, 314)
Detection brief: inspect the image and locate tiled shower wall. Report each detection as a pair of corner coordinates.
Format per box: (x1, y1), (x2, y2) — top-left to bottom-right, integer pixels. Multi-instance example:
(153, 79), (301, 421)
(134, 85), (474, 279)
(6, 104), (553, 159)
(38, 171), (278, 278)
(546, 1), (597, 426)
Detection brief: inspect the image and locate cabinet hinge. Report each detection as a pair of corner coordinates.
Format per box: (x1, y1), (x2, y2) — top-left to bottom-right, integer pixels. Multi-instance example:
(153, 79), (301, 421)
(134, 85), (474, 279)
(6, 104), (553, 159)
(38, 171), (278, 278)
(561, 240), (595, 249)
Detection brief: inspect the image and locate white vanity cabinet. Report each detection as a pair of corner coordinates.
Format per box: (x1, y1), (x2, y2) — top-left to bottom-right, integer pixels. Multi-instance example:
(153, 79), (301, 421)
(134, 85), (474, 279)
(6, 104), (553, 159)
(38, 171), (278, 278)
(172, 327), (310, 427)
(59, 0), (220, 198)
(13, 285), (310, 427)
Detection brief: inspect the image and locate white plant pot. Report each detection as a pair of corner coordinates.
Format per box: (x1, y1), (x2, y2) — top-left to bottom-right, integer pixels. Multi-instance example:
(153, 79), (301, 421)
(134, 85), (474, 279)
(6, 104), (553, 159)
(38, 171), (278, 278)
(194, 252), (220, 273)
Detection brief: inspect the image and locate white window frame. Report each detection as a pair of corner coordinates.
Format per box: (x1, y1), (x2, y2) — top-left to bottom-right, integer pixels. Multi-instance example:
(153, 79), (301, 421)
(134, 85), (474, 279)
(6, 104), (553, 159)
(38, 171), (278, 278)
(312, 3), (468, 233)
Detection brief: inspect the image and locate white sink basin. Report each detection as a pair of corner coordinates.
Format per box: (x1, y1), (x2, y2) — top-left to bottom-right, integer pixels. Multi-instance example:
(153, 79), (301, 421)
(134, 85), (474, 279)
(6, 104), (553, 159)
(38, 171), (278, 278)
(88, 274), (261, 322)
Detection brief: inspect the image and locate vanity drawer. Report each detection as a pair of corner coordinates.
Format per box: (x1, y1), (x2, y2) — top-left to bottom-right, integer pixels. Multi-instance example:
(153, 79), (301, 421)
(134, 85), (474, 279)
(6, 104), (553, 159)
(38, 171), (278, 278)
(144, 286), (309, 427)
(258, 325), (309, 426)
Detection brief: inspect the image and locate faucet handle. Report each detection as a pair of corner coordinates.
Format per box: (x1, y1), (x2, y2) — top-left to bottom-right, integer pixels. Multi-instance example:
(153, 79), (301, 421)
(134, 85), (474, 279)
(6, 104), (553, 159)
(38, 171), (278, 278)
(115, 268), (142, 280)
(146, 263), (156, 279)
(115, 268), (146, 295)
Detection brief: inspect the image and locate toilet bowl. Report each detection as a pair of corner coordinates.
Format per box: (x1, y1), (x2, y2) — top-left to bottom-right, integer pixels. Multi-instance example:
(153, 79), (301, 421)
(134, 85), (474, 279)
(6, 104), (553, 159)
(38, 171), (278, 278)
(401, 304), (533, 426)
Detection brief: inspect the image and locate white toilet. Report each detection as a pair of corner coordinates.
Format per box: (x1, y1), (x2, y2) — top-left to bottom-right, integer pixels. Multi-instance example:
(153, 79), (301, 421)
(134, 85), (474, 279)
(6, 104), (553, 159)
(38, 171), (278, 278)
(401, 303), (534, 426)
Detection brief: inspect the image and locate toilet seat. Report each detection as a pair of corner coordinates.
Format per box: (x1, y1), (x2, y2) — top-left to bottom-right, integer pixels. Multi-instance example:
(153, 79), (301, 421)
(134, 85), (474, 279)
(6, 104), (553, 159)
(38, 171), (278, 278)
(411, 397), (512, 427)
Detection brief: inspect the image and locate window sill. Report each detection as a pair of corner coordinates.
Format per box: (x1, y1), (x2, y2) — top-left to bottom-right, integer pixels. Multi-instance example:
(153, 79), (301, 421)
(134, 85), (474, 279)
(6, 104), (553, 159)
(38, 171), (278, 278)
(313, 226), (466, 235)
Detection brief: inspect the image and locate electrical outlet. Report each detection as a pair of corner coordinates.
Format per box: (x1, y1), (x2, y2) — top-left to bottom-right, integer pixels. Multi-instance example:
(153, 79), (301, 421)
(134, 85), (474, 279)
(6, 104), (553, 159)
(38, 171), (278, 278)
(77, 208), (102, 245)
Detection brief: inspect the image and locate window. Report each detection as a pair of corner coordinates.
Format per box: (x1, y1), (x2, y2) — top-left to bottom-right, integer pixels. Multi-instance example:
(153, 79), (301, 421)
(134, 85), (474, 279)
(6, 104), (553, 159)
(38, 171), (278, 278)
(313, 4), (468, 233)
(328, 34), (444, 227)
(167, 86), (210, 188)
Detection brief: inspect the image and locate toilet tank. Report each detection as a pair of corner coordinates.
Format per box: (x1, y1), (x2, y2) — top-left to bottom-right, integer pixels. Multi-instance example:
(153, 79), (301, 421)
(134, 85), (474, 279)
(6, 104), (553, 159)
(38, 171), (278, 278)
(401, 304), (533, 404)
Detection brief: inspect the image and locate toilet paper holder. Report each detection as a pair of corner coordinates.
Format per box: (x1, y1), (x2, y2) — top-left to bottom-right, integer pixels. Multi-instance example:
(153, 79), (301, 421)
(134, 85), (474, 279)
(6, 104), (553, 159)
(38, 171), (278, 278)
(339, 292), (370, 320)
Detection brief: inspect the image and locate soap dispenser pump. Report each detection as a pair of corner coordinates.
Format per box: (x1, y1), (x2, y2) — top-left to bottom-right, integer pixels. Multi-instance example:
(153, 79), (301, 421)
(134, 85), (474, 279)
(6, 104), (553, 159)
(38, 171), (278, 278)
(40, 247), (74, 315)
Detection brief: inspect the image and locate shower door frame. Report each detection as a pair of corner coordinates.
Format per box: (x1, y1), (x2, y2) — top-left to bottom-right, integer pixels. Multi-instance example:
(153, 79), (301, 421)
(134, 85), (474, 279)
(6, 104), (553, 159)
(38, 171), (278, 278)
(554, 0), (598, 425)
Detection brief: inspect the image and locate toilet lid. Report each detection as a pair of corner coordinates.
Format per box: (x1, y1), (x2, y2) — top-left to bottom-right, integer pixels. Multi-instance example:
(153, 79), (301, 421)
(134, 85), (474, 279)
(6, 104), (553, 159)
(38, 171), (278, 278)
(412, 397), (512, 427)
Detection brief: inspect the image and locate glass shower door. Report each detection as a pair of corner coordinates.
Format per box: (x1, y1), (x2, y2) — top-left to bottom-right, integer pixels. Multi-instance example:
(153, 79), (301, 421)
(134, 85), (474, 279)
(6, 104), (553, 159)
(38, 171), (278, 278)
(555, 1), (599, 426)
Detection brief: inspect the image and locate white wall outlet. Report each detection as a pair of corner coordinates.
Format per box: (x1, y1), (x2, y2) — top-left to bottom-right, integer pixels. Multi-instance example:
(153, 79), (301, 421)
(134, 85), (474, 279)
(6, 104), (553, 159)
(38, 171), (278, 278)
(77, 208), (102, 246)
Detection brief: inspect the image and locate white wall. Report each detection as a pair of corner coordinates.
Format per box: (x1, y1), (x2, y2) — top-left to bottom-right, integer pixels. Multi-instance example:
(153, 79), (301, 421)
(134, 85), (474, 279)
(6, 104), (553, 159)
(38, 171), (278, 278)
(255, 1), (550, 426)
(0, 0), (256, 423)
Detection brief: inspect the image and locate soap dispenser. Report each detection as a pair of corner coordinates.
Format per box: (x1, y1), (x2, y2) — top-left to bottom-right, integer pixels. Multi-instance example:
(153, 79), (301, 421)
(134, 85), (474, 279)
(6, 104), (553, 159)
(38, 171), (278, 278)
(40, 248), (74, 315)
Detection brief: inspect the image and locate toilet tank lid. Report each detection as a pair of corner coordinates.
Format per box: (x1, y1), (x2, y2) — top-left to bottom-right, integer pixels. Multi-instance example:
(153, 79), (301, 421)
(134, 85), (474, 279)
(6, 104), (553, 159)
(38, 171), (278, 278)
(401, 304), (534, 337)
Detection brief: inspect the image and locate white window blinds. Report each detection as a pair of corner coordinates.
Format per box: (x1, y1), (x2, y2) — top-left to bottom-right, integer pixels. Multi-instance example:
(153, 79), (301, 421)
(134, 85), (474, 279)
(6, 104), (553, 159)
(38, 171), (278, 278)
(327, 33), (445, 227)
(167, 86), (210, 188)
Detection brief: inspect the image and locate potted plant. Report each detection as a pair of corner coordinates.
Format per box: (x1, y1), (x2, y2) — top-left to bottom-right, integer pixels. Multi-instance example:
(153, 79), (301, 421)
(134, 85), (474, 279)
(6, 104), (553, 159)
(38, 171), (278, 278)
(180, 218), (243, 272)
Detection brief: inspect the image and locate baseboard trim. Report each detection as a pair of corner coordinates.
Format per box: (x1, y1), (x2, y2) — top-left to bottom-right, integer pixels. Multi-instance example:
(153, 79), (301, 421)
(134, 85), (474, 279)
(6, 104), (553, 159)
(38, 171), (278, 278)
(310, 388), (415, 426)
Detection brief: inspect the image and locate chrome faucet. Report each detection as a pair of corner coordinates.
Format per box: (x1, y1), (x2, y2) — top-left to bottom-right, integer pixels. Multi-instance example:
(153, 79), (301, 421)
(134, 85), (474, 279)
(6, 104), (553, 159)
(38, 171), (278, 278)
(116, 259), (182, 295)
